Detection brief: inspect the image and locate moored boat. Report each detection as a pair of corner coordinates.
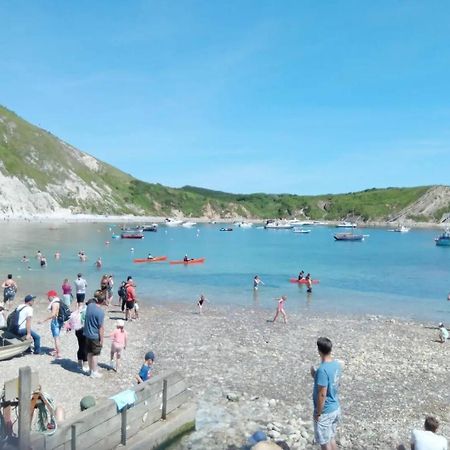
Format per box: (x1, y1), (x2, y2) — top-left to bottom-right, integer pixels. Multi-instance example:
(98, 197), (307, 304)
(336, 221), (357, 228)
(182, 221), (197, 228)
(264, 220), (293, 230)
(334, 233), (364, 241)
(165, 218), (184, 227)
(293, 227), (311, 234)
(121, 232), (144, 239)
(234, 221), (253, 228)
(142, 224), (158, 232)
(393, 225), (410, 233)
(435, 230), (450, 247)
(0, 330), (31, 361)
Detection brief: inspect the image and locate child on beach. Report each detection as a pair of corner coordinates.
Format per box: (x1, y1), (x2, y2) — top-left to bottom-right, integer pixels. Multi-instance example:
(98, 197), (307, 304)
(110, 320), (128, 371)
(136, 351), (155, 383)
(197, 294), (208, 314)
(438, 323), (449, 343)
(273, 295), (287, 324)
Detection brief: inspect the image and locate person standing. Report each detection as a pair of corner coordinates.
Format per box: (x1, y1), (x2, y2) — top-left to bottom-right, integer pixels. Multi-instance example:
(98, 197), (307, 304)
(253, 275), (264, 291)
(69, 305), (88, 372)
(125, 276), (137, 321)
(74, 273), (88, 308)
(118, 281), (127, 312)
(310, 337), (342, 450)
(107, 275), (114, 305)
(2, 274), (17, 309)
(61, 278), (72, 308)
(411, 416), (447, 450)
(272, 295), (287, 324)
(39, 291), (63, 359)
(83, 298), (105, 378)
(14, 295), (41, 354)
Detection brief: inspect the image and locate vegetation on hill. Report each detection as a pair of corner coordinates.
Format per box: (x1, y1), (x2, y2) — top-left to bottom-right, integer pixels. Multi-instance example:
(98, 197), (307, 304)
(0, 105), (447, 221)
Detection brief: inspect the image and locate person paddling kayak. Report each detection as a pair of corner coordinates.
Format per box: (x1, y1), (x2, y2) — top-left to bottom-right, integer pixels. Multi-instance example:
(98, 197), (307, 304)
(184, 254), (194, 262)
(298, 270), (305, 281)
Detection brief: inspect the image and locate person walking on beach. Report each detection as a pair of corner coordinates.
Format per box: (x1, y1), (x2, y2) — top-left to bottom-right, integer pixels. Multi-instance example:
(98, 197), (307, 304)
(107, 275), (114, 305)
(125, 277), (137, 321)
(2, 274), (17, 309)
(273, 295), (287, 324)
(74, 273), (88, 308)
(68, 304), (88, 372)
(110, 319), (127, 371)
(40, 291), (64, 358)
(83, 297), (105, 378)
(136, 351), (155, 383)
(254, 275), (264, 290)
(411, 416), (448, 450)
(14, 295), (41, 354)
(310, 337), (342, 450)
(197, 294), (208, 314)
(61, 278), (72, 308)
(438, 323), (449, 343)
(118, 281), (127, 311)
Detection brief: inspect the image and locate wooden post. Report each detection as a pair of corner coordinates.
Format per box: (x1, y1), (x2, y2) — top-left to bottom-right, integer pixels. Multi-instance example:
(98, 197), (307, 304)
(121, 407), (127, 445)
(71, 424), (77, 450)
(161, 378), (168, 420)
(18, 366), (32, 450)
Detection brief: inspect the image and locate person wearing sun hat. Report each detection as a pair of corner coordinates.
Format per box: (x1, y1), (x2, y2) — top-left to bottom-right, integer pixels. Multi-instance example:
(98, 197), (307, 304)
(15, 294), (41, 354)
(39, 290), (63, 358)
(109, 319), (128, 372)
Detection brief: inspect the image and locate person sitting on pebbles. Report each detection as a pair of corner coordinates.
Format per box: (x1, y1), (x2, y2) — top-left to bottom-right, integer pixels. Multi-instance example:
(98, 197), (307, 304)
(438, 323), (449, 343)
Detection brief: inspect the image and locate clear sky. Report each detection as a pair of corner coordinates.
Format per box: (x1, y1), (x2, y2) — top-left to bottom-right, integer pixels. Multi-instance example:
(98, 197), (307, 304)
(1, 1), (449, 194)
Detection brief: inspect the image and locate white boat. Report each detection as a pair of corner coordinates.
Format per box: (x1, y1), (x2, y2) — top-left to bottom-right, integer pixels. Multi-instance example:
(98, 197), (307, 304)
(293, 227), (311, 234)
(165, 218), (184, 227)
(234, 221), (253, 228)
(394, 225), (410, 233)
(182, 221), (197, 228)
(264, 220), (293, 230)
(0, 330), (31, 361)
(336, 221), (357, 228)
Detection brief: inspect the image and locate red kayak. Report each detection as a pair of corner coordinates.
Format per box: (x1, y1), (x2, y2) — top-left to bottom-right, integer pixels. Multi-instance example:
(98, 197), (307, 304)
(133, 256), (167, 263)
(170, 258), (205, 265)
(289, 278), (320, 285)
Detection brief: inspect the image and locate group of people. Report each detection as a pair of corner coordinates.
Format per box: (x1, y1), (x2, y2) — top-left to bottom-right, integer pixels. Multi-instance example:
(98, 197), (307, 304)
(298, 270), (314, 293)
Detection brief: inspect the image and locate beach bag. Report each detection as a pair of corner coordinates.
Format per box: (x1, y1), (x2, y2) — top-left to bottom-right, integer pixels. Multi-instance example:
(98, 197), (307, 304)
(56, 301), (71, 323)
(6, 307), (20, 333)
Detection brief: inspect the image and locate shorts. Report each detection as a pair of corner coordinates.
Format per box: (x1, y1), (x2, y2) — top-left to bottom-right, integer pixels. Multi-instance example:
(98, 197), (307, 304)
(314, 408), (341, 445)
(76, 293), (86, 303)
(126, 300), (135, 310)
(86, 338), (102, 356)
(50, 319), (63, 338)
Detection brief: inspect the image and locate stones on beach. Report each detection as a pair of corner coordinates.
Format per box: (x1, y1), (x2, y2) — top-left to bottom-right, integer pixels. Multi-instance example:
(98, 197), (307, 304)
(226, 392), (240, 402)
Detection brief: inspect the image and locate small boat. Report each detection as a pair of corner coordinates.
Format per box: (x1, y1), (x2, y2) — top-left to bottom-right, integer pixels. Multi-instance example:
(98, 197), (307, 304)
(289, 278), (320, 284)
(121, 232), (144, 239)
(264, 220), (293, 230)
(234, 221), (253, 228)
(133, 256), (167, 263)
(170, 258), (205, 265)
(165, 218), (184, 227)
(336, 222), (357, 228)
(0, 329), (31, 361)
(111, 234), (121, 239)
(182, 221), (197, 228)
(142, 224), (158, 232)
(389, 225), (410, 233)
(220, 227), (233, 232)
(293, 228), (311, 234)
(121, 225), (144, 232)
(435, 230), (450, 247)
(334, 233), (364, 241)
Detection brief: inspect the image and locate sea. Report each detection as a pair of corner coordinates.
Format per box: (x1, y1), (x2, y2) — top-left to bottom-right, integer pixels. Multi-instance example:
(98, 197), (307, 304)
(1, 222), (449, 323)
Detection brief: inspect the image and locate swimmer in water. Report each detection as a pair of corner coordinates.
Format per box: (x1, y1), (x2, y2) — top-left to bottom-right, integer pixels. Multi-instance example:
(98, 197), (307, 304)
(95, 257), (102, 269)
(55, 251), (61, 260)
(36, 250), (42, 260)
(197, 294), (208, 314)
(253, 275), (264, 290)
(305, 273), (312, 293)
(40, 256), (47, 268)
(21, 256), (29, 263)
(272, 295), (287, 324)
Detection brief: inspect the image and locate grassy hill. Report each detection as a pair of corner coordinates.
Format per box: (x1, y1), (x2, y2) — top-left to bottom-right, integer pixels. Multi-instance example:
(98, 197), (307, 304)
(0, 105), (449, 222)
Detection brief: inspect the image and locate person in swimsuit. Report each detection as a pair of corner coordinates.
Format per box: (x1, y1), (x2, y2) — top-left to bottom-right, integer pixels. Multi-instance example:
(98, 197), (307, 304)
(147, 253), (154, 260)
(298, 271), (305, 281)
(197, 294), (208, 314)
(306, 274), (313, 293)
(253, 275), (264, 290)
(95, 257), (102, 269)
(40, 256), (47, 268)
(273, 295), (287, 324)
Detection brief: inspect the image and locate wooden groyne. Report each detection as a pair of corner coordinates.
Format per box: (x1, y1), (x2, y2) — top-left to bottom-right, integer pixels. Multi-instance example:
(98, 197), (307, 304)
(28, 370), (195, 450)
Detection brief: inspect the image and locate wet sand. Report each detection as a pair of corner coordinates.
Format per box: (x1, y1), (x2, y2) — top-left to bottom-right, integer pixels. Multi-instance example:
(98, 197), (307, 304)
(0, 300), (449, 449)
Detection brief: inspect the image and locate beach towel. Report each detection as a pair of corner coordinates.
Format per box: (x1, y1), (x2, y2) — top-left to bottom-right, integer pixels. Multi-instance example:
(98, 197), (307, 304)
(109, 389), (136, 412)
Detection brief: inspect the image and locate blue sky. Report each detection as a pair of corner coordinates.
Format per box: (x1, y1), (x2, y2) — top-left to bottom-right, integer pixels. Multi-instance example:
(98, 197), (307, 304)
(1, 1), (449, 194)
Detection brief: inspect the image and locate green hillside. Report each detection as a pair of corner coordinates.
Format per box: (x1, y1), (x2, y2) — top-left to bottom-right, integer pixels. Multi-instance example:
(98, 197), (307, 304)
(0, 105), (447, 221)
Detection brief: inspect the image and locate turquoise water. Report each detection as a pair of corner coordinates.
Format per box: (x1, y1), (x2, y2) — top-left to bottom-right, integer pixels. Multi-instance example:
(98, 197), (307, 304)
(1, 222), (449, 322)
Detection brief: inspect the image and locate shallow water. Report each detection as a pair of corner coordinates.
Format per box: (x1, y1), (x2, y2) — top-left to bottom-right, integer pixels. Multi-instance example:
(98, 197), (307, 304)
(1, 222), (449, 322)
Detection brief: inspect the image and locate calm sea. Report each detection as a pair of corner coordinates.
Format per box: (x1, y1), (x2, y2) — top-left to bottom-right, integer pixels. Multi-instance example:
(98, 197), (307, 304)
(1, 222), (449, 322)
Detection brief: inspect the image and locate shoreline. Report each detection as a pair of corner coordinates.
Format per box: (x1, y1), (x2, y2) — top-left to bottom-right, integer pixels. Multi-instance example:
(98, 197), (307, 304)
(0, 213), (447, 231)
(0, 301), (448, 449)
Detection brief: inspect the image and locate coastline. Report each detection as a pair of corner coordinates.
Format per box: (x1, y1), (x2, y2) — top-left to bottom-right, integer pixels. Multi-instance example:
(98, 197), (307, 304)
(1, 300), (448, 449)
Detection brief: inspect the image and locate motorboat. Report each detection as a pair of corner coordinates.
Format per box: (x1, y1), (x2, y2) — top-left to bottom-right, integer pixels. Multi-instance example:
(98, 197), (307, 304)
(182, 221), (197, 228)
(435, 230), (450, 247)
(293, 228), (311, 234)
(165, 218), (184, 227)
(336, 222), (357, 228)
(220, 227), (233, 232)
(0, 329), (31, 361)
(121, 232), (144, 239)
(392, 225), (410, 233)
(264, 220), (293, 230)
(141, 224), (158, 232)
(234, 221), (253, 228)
(334, 233), (364, 241)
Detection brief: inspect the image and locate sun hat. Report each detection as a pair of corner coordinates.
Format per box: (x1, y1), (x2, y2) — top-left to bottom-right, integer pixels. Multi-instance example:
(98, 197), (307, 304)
(116, 319), (125, 327)
(47, 290), (58, 298)
(24, 294), (36, 303)
(144, 351), (155, 361)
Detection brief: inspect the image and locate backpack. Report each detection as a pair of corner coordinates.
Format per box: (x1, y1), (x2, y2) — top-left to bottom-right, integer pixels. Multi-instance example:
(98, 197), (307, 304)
(118, 283), (126, 299)
(56, 301), (71, 323)
(6, 307), (20, 333)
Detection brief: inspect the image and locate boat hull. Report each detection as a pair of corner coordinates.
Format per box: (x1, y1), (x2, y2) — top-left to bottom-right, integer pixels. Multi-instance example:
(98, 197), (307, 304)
(334, 234), (364, 241)
(0, 331), (31, 361)
(133, 256), (167, 263)
(170, 258), (205, 265)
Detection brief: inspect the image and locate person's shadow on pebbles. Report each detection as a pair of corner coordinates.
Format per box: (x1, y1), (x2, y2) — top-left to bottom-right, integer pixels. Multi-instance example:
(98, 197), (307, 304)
(50, 358), (82, 374)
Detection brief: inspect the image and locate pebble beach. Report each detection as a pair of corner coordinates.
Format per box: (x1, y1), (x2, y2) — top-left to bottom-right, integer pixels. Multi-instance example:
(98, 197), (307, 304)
(1, 300), (449, 449)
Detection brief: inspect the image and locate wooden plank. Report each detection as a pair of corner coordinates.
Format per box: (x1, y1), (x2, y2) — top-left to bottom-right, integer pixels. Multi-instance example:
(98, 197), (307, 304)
(4, 371), (39, 402)
(18, 366), (31, 450)
(162, 379), (168, 420)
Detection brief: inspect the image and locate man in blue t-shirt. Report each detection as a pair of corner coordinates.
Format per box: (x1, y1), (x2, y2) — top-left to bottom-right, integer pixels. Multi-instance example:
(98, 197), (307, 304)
(83, 298), (105, 379)
(310, 337), (342, 449)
